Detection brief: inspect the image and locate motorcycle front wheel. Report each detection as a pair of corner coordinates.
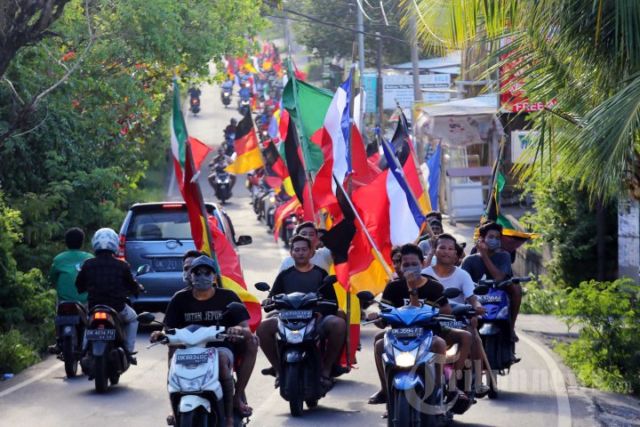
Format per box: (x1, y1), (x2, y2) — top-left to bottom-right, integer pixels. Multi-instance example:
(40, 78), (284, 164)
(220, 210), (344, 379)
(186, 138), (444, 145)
(391, 390), (420, 427)
(286, 364), (304, 417)
(179, 408), (210, 427)
(62, 336), (78, 378)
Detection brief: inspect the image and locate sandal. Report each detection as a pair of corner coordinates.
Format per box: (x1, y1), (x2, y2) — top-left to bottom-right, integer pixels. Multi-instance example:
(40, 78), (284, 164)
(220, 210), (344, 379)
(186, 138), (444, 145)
(368, 390), (387, 405)
(233, 400), (253, 418)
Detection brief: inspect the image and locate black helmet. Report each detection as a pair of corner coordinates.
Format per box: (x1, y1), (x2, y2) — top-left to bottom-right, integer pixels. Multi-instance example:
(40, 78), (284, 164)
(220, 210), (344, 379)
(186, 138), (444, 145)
(189, 255), (218, 274)
(230, 118), (238, 126)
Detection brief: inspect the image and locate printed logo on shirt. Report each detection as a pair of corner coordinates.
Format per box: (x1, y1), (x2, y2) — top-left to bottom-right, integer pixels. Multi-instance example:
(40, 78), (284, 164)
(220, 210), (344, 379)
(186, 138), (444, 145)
(184, 310), (223, 322)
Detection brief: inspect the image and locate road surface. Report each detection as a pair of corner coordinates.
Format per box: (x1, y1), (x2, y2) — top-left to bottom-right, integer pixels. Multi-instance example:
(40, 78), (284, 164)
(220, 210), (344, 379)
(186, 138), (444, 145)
(0, 83), (570, 427)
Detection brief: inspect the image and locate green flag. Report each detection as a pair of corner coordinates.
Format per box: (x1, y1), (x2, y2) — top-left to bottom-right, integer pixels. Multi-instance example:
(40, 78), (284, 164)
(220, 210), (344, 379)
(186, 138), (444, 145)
(281, 76), (333, 173)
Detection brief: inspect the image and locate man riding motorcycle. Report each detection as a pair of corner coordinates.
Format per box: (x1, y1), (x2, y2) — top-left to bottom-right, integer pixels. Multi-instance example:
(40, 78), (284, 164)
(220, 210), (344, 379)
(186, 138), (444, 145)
(75, 228), (142, 364)
(151, 255), (257, 423)
(257, 235), (346, 393)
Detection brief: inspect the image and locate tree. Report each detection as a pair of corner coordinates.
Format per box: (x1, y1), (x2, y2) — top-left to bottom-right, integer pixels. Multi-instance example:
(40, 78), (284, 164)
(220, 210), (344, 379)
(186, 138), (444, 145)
(0, 0), (71, 77)
(410, 0), (640, 281)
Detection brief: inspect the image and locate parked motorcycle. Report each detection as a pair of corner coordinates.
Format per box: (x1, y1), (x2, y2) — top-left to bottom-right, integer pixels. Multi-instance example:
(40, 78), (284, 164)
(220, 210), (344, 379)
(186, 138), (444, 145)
(50, 301), (88, 378)
(474, 276), (531, 398)
(81, 306), (151, 392)
(255, 277), (338, 417)
(358, 288), (464, 426)
(144, 302), (249, 427)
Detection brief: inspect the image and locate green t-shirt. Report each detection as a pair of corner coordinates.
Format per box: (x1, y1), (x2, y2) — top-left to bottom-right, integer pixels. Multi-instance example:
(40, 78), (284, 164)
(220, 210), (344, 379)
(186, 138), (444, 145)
(49, 250), (94, 303)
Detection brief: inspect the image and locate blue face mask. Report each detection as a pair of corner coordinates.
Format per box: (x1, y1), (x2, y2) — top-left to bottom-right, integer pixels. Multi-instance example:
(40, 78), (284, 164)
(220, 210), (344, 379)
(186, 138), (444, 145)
(485, 238), (501, 250)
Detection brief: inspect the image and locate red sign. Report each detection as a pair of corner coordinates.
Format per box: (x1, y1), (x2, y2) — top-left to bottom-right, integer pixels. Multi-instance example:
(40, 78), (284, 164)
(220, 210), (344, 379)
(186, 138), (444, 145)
(500, 49), (556, 113)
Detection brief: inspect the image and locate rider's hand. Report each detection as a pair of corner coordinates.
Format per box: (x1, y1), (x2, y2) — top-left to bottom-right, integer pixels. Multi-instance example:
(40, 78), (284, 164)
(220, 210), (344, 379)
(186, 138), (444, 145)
(150, 330), (164, 343)
(227, 326), (246, 343)
(474, 305), (486, 316)
(366, 312), (380, 321)
(476, 238), (489, 257)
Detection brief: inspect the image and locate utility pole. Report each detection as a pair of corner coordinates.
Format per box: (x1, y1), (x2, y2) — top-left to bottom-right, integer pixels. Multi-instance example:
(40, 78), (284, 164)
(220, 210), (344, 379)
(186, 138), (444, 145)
(284, 13), (292, 59)
(409, 13), (425, 162)
(356, 0), (365, 128)
(376, 32), (384, 133)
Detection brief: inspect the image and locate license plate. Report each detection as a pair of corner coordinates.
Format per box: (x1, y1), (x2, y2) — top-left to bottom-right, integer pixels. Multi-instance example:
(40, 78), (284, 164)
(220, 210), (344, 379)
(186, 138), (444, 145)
(440, 320), (467, 330)
(86, 329), (116, 341)
(280, 310), (313, 320)
(152, 257), (182, 272)
(55, 315), (80, 325)
(393, 327), (423, 338)
(175, 353), (209, 365)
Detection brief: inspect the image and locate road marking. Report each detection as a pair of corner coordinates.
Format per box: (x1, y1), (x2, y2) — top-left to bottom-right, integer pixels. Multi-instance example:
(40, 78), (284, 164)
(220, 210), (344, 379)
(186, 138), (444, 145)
(0, 362), (61, 398)
(518, 331), (572, 427)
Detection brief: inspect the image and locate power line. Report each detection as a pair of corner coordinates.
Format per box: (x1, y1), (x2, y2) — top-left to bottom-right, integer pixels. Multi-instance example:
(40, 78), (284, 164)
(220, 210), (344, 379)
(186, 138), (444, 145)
(267, 8), (410, 45)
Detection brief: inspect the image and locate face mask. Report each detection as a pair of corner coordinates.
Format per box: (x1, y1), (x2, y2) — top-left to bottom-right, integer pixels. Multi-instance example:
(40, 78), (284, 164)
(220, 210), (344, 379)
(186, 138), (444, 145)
(192, 274), (214, 291)
(485, 238), (501, 250)
(403, 265), (422, 280)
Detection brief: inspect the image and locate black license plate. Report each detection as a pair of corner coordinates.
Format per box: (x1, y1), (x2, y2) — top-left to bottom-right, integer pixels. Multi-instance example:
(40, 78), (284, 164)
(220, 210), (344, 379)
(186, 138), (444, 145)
(175, 353), (209, 365)
(55, 315), (80, 325)
(86, 329), (116, 341)
(280, 310), (313, 320)
(152, 257), (182, 272)
(393, 327), (423, 338)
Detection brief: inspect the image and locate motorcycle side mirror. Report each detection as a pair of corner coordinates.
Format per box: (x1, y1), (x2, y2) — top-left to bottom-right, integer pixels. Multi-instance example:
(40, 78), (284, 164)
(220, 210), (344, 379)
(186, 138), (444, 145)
(225, 301), (249, 319)
(136, 312), (156, 324)
(236, 235), (252, 246)
(474, 285), (489, 296)
(255, 282), (271, 292)
(136, 264), (152, 276)
(443, 287), (462, 299)
(357, 291), (375, 303)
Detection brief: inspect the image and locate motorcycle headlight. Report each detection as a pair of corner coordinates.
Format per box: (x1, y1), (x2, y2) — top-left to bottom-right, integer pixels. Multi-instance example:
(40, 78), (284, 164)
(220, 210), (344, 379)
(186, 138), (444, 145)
(394, 348), (418, 368)
(223, 92), (230, 96)
(269, 195), (276, 204)
(178, 376), (204, 392)
(285, 328), (304, 344)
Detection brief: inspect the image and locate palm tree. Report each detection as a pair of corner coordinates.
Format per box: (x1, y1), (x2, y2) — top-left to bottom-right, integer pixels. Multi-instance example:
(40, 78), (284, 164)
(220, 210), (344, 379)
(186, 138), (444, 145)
(407, 0), (640, 280)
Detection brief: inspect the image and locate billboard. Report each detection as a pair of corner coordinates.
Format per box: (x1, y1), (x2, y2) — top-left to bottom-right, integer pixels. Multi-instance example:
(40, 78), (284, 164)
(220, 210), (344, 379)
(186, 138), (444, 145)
(383, 74), (451, 110)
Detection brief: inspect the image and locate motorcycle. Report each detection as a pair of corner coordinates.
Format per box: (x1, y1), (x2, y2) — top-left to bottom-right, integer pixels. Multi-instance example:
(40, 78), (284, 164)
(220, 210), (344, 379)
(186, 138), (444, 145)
(221, 90), (232, 108)
(255, 277), (339, 417)
(473, 276), (531, 398)
(144, 302), (249, 427)
(190, 96), (201, 115)
(223, 133), (236, 156)
(358, 288), (464, 426)
(81, 306), (151, 392)
(208, 163), (234, 204)
(50, 301), (88, 378)
(277, 207), (299, 246)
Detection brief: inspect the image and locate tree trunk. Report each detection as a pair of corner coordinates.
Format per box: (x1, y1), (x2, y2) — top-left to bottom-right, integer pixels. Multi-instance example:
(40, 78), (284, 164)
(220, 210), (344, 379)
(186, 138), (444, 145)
(618, 197), (640, 284)
(596, 199), (606, 281)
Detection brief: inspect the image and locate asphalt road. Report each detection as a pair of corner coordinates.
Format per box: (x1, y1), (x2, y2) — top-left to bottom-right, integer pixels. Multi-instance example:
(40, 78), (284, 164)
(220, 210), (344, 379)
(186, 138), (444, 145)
(0, 82), (570, 427)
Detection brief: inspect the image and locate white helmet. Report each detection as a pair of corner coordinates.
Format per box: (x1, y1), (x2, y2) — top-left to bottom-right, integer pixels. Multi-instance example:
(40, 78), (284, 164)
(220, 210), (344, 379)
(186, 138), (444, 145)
(91, 228), (119, 253)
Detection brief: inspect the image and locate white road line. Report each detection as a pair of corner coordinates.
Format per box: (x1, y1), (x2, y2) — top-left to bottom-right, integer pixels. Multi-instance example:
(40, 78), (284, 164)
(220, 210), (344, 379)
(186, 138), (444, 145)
(0, 362), (61, 398)
(518, 330), (572, 427)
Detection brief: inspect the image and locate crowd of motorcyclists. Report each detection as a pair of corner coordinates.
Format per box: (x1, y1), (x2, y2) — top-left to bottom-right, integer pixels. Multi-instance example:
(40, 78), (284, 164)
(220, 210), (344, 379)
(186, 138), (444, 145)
(47, 207), (525, 425)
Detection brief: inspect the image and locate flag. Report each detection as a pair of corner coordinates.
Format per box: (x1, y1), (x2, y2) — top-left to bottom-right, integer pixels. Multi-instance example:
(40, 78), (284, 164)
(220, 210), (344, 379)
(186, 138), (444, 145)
(426, 143), (442, 211)
(189, 136), (212, 172)
(170, 80), (214, 256)
(281, 73), (333, 173)
(226, 110), (263, 174)
(207, 216), (262, 331)
(273, 197), (302, 242)
(381, 139), (426, 245)
(283, 119), (314, 220)
(263, 139), (293, 195)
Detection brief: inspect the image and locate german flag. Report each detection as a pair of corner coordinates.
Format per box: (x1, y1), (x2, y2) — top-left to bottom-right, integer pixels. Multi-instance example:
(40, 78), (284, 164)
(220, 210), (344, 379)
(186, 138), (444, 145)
(273, 197), (302, 242)
(226, 110), (263, 174)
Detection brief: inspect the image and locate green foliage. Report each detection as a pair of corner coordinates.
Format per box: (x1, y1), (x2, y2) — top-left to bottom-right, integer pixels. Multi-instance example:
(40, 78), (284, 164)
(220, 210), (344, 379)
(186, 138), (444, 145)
(0, 330), (40, 374)
(521, 279), (565, 315)
(521, 175), (617, 286)
(556, 279), (640, 394)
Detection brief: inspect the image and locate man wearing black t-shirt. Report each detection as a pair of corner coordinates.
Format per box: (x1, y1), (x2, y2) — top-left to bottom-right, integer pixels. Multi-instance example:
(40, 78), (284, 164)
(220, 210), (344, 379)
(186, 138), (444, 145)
(257, 235), (346, 391)
(368, 244), (472, 406)
(151, 256), (257, 425)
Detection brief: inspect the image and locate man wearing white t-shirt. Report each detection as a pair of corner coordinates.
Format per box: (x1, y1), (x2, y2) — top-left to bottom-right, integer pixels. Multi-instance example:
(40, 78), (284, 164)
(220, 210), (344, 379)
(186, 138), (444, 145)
(423, 233), (488, 395)
(279, 221), (333, 273)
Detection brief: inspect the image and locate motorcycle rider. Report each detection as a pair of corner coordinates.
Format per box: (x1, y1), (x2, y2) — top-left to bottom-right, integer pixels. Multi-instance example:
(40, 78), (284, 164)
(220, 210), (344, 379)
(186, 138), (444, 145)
(152, 255), (257, 423)
(48, 227), (93, 352)
(423, 233), (488, 394)
(224, 118), (237, 141)
(368, 244), (471, 407)
(279, 221), (333, 273)
(209, 148), (236, 190)
(257, 235), (346, 393)
(461, 222), (520, 344)
(75, 228), (142, 364)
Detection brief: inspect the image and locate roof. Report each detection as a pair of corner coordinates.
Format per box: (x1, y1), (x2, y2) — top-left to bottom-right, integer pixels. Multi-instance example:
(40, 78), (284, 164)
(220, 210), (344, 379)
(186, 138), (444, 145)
(420, 94), (499, 116)
(390, 51), (461, 72)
